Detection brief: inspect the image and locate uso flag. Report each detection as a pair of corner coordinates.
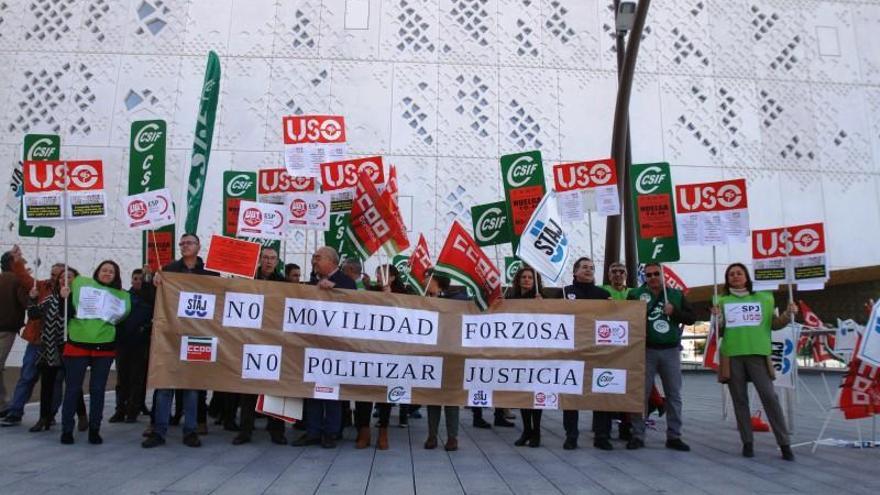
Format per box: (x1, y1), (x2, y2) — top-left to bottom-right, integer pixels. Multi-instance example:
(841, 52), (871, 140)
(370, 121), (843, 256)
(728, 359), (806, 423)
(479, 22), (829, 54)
(515, 190), (570, 284)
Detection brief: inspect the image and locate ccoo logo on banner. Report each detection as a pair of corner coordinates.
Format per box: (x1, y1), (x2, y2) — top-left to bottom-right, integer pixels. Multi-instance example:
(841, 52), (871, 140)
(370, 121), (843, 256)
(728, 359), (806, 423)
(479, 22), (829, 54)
(515, 191), (570, 284)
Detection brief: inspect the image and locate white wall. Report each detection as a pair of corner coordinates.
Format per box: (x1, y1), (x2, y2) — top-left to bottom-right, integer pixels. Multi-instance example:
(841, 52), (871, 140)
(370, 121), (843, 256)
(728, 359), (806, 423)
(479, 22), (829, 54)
(2, 0), (879, 296)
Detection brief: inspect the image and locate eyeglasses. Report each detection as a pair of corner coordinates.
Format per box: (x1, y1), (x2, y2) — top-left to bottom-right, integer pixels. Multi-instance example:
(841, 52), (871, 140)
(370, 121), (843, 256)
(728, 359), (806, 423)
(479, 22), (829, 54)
(610, 269), (626, 274)
(645, 272), (661, 278)
(178, 241), (198, 247)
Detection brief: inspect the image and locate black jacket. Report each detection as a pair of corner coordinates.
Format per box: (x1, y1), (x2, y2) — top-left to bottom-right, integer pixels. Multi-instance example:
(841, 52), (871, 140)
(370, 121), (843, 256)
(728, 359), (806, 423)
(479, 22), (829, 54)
(256, 270), (286, 282)
(0, 272), (27, 332)
(118, 284), (156, 347)
(163, 257), (219, 276)
(309, 269), (357, 290)
(561, 280), (611, 301)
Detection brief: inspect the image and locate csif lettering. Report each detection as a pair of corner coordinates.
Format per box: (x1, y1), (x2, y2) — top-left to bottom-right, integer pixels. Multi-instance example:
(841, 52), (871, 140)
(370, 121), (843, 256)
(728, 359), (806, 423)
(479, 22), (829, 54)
(506, 155), (538, 188)
(635, 165), (665, 194)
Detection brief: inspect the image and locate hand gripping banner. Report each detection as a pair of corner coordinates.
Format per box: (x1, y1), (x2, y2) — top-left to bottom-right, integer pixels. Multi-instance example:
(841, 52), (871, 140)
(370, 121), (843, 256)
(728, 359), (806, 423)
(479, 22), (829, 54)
(148, 273), (647, 412)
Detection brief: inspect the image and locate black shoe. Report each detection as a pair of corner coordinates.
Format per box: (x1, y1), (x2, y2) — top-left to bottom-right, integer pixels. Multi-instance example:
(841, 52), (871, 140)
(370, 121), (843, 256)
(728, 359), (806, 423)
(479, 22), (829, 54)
(169, 413), (182, 426)
(494, 417), (515, 427)
(0, 409), (8, 418)
(60, 431), (74, 444)
(399, 414), (409, 428)
(528, 432), (541, 448)
(321, 435), (337, 449)
(665, 438), (690, 452)
(593, 438), (613, 451)
(742, 442), (754, 458)
(781, 445), (795, 461)
(563, 438), (578, 450)
(88, 429), (103, 445)
(223, 421), (240, 432)
(0, 415), (22, 427)
(291, 434), (321, 447)
(183, 432), (202, 447)
(125, 416), (138, 424)
(473, 417), (491, 429)
(142, 432), (166, 448)
(232, 433), (251, 445)
(270, 432), (288, 445)
(108, 411), (125, 423)
(29, 418), (50, 432)
(626, 438), (644, 450)
(410, 409), (422, 419)
(514, 432), (530, 447)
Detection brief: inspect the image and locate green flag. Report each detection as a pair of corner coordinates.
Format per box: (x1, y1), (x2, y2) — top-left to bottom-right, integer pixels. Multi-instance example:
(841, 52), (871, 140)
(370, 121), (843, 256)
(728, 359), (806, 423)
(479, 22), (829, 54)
(18, 134), (59, 238)
(184, 51), (221, 235)
(128, 120), (174, 269)
(500, 150), (545, 252)
(630, 162), (680, 263)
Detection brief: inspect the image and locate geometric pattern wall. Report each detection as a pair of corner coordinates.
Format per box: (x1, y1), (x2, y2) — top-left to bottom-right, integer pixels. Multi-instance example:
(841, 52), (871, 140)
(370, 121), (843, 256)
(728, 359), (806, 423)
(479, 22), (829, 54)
(1, 0), (879, 289)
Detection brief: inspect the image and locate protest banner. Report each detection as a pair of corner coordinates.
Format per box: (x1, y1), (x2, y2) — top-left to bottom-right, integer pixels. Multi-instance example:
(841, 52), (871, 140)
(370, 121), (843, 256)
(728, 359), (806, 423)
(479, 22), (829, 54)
(204, 235), (262, 278)
(23, 160), (107, 221)
(553, 159), (621, 221)
(471, 201), (512, 247)
(128, 120), (174, 270)
(13, 134), (59, 237)
(236, 200), (287, 240)
(516, 191), (571, 284)
(147, 272), (647, 412)
(258, 168), (316, 204)
(751, 222), (828, 290)
(282, 115), (346, 178)
(120, 188), (175, 231)
(500, 151), (546, 251)
(674, 178), (749, 246)
(184, 51), (221, 234)
(319, 156), (384, 192)
(435, 221), (502, 310)
(770, 324), (799, 389)
(630, 162), (680, 263)
(285, 193), (330, 231)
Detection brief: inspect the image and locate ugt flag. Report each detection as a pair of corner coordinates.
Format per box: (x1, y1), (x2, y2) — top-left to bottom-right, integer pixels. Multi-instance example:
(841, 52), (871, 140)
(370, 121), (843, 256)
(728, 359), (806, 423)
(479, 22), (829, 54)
(435, 221), (501, 311)
(515, 190), (570, 284)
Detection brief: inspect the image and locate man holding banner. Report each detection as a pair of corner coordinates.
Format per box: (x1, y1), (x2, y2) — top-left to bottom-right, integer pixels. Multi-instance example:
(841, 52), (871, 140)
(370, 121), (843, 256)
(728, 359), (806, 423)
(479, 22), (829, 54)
(626, 263), (695, 452)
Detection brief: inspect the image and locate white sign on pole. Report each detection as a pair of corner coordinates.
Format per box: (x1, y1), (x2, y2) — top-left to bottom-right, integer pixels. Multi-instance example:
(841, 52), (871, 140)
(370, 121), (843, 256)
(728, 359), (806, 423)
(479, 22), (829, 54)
(236, 200), (287, 240)
(856, 300), (880, 367)
(770, 324), (799, 389)
(285, 192), (331, 231)
(120, 188), (175, 230)
(516, 190), (571, 284)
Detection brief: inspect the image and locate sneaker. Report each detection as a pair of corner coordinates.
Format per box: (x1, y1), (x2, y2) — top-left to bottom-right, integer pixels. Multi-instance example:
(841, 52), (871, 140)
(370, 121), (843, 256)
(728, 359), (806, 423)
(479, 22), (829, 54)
(626, 438), (644, 450)
(60, 431), (75, 444)
(142, 432), (166, 448)
(1, 415), (22, 427)
(665, 438), (690, 452)
(232, 433), (251, 445)
(183, 432), (202, 447)
(742, 442), (754, 458)
(291, 434), (322, 447)
(473, 417), (491, 429)
(593, 438), (613, 451)
(563, 438), (578, 450)
(88, 429), (103, 445)
(780, 445), (795, 461)
(108, 411), (125, 423)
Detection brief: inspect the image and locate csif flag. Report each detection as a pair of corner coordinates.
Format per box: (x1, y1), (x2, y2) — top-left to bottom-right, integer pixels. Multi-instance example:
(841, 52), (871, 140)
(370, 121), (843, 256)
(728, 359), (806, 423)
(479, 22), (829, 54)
(184, 51), (221, 235)
(380, 165), (410, 252)
(406, 234), (433, 294)
(347, 171), (395, 260)
(435, 221), (501, 311)
(515, 190), (570, 284)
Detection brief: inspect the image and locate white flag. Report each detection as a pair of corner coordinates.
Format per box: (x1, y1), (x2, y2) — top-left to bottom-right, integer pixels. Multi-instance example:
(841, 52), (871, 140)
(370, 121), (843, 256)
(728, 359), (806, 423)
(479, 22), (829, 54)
(516, 190), (570, 284)
(856, 300), (880, 367)
(771, 324), (799, 389)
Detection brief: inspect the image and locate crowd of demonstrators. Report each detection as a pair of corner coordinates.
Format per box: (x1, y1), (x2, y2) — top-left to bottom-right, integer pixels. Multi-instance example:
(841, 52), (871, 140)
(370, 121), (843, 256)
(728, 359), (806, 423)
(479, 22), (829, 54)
(713, 263), (797, 461)
(0, 250), (29, 421)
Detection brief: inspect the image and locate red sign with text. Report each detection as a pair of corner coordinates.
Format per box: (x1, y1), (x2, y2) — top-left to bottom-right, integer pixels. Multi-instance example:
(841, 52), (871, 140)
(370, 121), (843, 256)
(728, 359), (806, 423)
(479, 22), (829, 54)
(258, 168), (316, 195)
(282, 115), (346, 144)
(553, 159), (618, 192)
(320, 156), (385, 191)
(204, 235), (261, 278)
(751, 223), (826, 260)
(675, 178), (748, 213)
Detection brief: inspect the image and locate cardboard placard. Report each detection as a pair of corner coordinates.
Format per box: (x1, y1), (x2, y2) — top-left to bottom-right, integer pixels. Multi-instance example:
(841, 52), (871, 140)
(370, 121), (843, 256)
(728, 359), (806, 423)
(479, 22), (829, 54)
(204, 235), (262, 278)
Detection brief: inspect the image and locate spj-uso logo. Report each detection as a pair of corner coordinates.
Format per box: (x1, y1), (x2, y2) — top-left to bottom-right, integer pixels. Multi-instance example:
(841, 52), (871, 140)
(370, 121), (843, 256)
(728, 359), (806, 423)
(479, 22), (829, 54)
(476, 207), (506, 243)
(529, 218), (567, 263)
(635, 165), (666, 194)
(677, 182), (744, 212)
(507, 155), (538, 188)
(226, 174), (253, 197)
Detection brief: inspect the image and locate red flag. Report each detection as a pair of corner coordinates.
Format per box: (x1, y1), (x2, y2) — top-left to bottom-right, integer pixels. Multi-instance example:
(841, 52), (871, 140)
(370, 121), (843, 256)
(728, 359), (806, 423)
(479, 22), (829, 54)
(407, 234), (432, 290)
(662, 265), (689, 294)
(347, 171), (395, 260)
(703, 317), (720, 370)
(838, 335), (880, 420)
(799, 300), (834, 362)
(435, 221), (502, 310)
(380, 165), (410, 252)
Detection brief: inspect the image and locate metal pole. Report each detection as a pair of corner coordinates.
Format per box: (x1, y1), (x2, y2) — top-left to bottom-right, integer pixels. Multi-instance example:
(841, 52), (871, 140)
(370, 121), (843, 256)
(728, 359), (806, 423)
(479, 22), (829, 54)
(62, 162), (69, 342)
(587, 210), (594, 262)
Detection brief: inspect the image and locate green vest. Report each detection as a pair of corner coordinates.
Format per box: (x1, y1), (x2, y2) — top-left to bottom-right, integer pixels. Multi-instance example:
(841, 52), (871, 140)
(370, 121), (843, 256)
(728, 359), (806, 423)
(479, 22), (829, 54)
(627, 285), (684, 346)
(602, 285), (630, 301)
(718, 291), (775, 357)
(68, 276), (131, 347)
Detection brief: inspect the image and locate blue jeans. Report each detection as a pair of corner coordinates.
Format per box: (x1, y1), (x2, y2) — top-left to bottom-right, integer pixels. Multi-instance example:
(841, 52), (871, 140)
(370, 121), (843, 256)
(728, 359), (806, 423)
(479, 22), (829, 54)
(305, 399), (341, 439)
(61, 355), (113, 433)
(153, 389), (197, 437)
(6, 343), (40, 417)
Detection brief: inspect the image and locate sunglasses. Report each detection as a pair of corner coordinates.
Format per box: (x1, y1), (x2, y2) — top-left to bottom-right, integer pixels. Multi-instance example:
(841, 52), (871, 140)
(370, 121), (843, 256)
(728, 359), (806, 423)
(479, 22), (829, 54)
(645, 272), (662, 278)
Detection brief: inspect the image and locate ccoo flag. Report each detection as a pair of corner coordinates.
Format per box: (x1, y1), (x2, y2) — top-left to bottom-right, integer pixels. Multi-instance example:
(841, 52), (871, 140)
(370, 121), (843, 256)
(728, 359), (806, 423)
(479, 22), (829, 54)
(515, 190), (571, 284)
(184, 51), (221, 235)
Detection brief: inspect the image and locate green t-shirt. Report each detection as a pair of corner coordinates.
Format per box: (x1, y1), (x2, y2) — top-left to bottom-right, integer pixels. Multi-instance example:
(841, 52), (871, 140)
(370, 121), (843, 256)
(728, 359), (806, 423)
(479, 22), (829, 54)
(69, 276), (131, 347)
(719, 291), (776, 357)
(627, 285), (684, 346)
(602, 285), (630, 301)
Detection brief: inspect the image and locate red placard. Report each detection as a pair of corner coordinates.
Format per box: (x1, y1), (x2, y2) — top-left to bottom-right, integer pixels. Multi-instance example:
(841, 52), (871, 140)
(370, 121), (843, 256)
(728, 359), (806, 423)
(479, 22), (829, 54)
(320, 156), (384, 191)
(258, 168), (315, 195)
(204, 235), (261, 278)
(282, 115), (346, 144)
(145, 230), (174, 271)
(24, 160), (104, 193)
(675, 178), (748, 213)
(637, 194), (674, 238)
(508, 185), (544, 236)
(751, 222), (826, 260)
(553, 159), (618, 192)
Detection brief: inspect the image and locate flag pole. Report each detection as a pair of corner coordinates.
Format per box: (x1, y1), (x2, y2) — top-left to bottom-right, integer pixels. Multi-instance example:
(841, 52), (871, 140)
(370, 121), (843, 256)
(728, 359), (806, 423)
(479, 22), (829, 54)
(62, 162), (69, 342)
(587, 210), (594, 262)
(150, 230), (162, 272)
(34, 237), (41, 286)
(660, 262), (668, 303)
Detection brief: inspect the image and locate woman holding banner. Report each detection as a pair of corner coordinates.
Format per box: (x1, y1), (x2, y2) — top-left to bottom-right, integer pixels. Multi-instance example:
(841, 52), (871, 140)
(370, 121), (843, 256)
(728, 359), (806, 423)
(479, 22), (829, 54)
(423, 269), (461, 451)
(60, 260), (131, 445)
(712, 263), (797, 461)
(505, 265), (544, 448)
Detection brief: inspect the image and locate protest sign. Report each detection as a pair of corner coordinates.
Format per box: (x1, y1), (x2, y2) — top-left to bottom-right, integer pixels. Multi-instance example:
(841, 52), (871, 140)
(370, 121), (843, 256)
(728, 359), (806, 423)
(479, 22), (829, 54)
(435, 221), (502, 310)
(674, 178), (749, 246)
(222, 171), (257, 237)
(770, 324), (799, 389)
(857, 300), (880, 367)
(204, 235), (262, 278)
(835, 319), (862, 355)
(282, 115), (346, 178)
(23, 160), (107, 221)
(500, 151), (546, 251)
(120, 188), (175, 231)
(258, 168), (315, 204)
(751, 222), (828, 290)
(236, 200), (287, 240)
(516, 191), (571, 284)
(553, 159), (620, 219)
(256, 395), (303, 423)
(320, 156), (384, 192)
(147, 272), (647, 412)
(630, 162), (679, 263)
(471, 201), (512, 247)
(184, 51), (220, 235)
(14, 134), (58, 237)
(128, 120), (174, 269)
(285, 193), (330, 231)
